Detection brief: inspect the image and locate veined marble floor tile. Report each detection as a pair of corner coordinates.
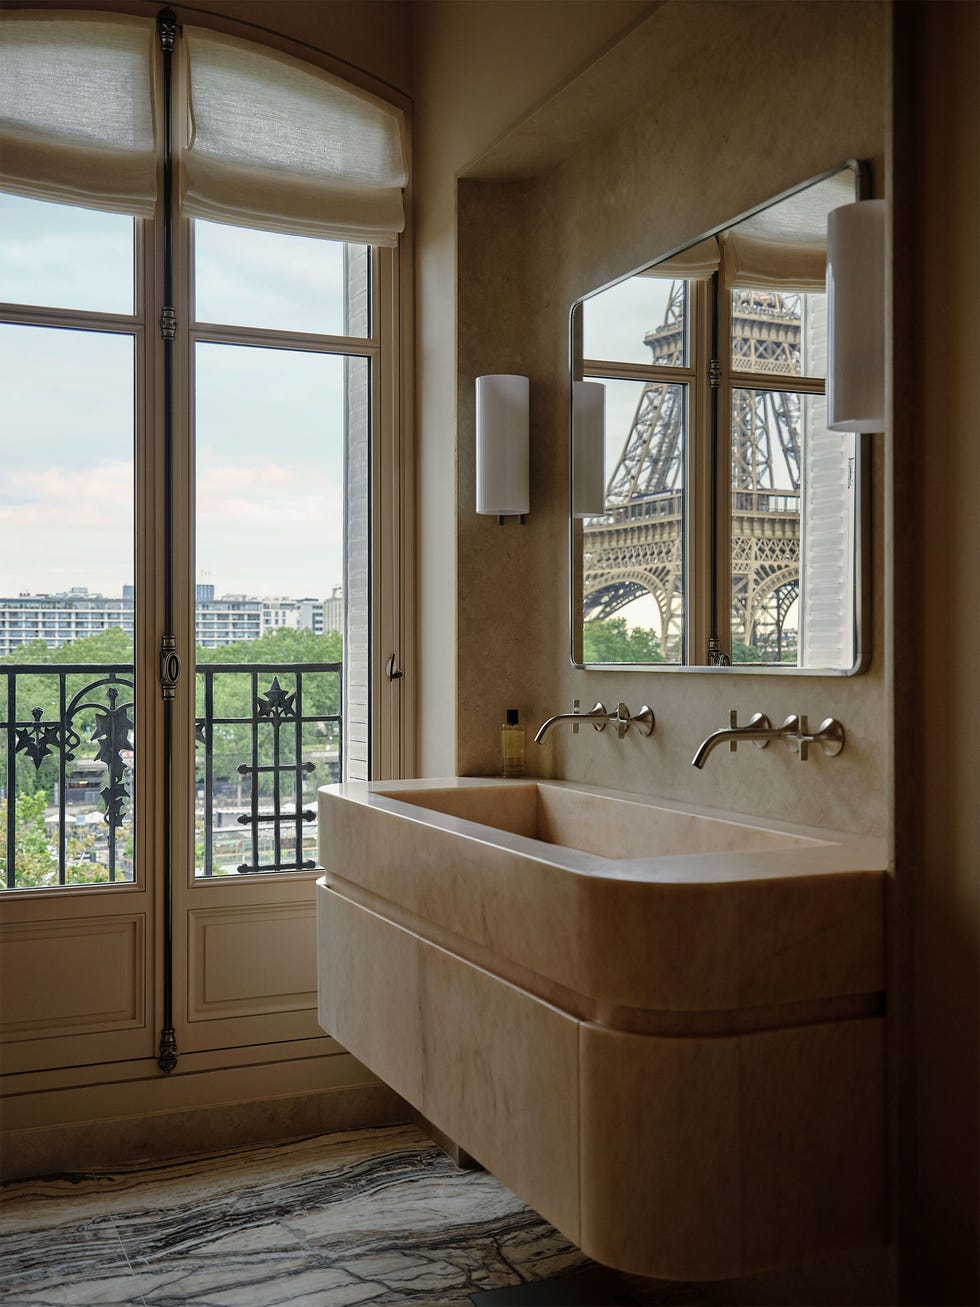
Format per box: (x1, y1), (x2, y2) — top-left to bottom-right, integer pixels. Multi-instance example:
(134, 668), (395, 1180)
(0, 1176), (145, 1306)
(2, 1126), (592, 1306)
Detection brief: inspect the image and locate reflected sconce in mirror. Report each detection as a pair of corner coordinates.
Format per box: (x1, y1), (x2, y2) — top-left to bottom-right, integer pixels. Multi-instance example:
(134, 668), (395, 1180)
(572, 381), (606, 517)
(476, 374), (529, 521)
(827, 199), (885, 432)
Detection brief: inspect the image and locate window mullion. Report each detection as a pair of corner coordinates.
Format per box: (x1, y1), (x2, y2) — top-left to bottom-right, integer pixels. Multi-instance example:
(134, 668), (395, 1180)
(687, 278), (713, 665)
(712, 270), (734, 663)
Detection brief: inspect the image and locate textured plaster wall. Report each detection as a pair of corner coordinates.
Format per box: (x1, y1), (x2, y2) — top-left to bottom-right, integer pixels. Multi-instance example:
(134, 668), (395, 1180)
(412, 0), (658, 775)
(455, 1), (889, 836)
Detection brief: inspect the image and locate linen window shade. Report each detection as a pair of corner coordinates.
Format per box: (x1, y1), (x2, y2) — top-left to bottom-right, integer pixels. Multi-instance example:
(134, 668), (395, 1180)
(640, 236), (720, 280)
(721, 231), (826, 292)
(181, 27), (407, 246)
(0, 11), (158, 216)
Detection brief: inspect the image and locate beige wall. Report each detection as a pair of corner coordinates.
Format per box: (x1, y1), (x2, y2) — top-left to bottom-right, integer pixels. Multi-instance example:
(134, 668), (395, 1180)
(451, 1), (888, 836)
(412, 0), (656, 774)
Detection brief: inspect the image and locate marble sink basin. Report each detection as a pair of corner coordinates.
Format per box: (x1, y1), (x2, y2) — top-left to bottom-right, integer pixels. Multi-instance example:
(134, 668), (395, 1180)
(317, 777), (885, 1017)
(381, 778), (827, 861)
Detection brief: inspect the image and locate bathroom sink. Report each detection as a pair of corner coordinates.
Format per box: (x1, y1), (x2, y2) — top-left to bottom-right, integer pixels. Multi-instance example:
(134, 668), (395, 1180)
(316, 777), (887, 1279)
(380, 779), (826, 861)
(317, 777), (885, 1015)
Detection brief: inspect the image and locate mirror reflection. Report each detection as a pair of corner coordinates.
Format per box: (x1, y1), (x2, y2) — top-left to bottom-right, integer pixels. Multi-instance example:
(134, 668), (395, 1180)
(571, 164), (867, 673)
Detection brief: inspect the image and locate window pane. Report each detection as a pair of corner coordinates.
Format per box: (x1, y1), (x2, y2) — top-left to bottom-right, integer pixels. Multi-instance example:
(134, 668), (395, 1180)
(580, 377), (686, 664)
(0, 194), (134, 315)
(0, 324), (136, 888)
(730, 386), (805, 665)
(583, 276), (688, 367)
(194, 221), (369, 337)
(194, 342), (367, 876)
(730, 289), (827, 380)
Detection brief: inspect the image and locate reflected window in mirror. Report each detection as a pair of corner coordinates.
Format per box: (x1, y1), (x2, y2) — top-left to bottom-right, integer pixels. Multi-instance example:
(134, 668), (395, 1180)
(570, 163), (868, 675)
(575, 271), (710, 665)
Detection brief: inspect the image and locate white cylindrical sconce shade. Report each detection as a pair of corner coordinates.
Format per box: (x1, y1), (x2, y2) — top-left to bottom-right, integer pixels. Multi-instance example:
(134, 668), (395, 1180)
(826, 199), (885, 432)
(476, 374), (529, 515)
(573, 381), (606, 516)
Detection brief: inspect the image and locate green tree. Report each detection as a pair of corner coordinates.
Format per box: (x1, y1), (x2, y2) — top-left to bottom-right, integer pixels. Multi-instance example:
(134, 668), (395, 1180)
(582, 617), (666, 663)
(3, 624), (340, 882)
(196, 628), (342, 800)
(1, 628), (137, 814)
(0, 790), (108, 889)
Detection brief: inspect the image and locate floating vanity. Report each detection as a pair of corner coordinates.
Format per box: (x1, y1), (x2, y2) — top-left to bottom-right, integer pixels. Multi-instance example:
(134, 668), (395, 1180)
(316, 778), (886, 1280)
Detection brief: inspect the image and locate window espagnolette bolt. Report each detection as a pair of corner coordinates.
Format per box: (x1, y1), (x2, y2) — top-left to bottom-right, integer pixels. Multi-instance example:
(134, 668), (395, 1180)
(160, 635), (180, 701)
(158, 9), (177, 53)
(708, 358), (722, 389)
(160, 306), (177, 341)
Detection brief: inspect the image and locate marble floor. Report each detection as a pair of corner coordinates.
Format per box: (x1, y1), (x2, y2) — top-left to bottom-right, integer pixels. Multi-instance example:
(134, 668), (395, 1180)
(0, 1123), (706, 1307)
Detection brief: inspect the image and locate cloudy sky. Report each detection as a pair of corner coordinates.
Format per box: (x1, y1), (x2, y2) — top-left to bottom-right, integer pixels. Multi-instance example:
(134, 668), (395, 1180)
(0, 195), (355, 603)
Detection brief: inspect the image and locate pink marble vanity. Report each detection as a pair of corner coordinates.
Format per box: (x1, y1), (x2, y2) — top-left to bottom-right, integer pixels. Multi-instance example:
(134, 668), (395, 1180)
(316, 778), (887, 1279)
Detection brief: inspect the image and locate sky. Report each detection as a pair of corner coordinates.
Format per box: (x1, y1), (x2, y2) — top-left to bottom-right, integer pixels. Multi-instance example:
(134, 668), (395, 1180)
(0, 194), (359, 601)
(582, 275), (679, 484)
(0, 193), (672, 611)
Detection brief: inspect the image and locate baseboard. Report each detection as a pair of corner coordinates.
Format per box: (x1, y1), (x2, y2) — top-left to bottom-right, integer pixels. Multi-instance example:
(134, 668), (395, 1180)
(1, 1079), (410, 1180)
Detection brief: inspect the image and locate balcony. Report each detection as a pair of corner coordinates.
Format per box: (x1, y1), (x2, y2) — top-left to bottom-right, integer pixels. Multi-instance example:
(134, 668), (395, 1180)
(1, 661), (341, 889)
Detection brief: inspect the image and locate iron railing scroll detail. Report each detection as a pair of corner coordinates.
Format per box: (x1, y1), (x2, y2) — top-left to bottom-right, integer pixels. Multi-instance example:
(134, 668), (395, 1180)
(2, 665), (135, 889)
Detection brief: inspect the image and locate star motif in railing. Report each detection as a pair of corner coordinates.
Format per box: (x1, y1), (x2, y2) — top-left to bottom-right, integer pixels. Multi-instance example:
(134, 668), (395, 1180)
(255, 677), (296, 721)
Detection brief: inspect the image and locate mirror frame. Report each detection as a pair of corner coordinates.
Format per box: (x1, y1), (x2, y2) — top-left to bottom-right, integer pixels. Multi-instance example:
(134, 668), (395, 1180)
(568, 160), (873, 676)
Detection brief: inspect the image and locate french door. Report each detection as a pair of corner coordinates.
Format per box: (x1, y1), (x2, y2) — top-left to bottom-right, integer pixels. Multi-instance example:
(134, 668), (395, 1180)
(0, 150), (408, 1091)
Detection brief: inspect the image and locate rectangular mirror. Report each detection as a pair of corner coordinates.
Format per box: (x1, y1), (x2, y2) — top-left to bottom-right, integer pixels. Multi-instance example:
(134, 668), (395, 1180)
(570, 162), (871, 674)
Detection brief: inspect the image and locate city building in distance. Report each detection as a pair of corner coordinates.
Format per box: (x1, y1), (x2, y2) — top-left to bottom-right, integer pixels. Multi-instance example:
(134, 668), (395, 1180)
(0, 585), (343, 656)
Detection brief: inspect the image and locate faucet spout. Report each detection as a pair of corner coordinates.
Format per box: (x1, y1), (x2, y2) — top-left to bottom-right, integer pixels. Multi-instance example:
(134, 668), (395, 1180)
(691, 711), (845, 767)
(534, 701), (608, 744)
(691, 712), (774, 768)
(691, 728), (738, 769)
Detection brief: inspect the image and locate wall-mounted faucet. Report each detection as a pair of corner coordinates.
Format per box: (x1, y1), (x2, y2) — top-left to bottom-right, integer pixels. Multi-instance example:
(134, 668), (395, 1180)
(691, 710), (845, 768)
(534, 699), (655, 744)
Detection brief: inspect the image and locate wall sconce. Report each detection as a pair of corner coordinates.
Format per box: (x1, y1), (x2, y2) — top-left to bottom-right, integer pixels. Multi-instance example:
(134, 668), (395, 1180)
(826, 198), (885, 432)
(476, 374), (529, 521)
(572, 380), (606, 516)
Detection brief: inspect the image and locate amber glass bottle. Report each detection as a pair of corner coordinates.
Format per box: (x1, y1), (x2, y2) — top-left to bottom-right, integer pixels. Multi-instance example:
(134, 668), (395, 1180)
(501, 708), (525, 778)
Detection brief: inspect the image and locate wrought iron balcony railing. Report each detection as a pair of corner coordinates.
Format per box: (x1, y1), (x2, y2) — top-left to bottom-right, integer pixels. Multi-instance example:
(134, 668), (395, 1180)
(2, 662), (135, 889)
(195, 662), (341, 878)
(1, 661), (341, 889)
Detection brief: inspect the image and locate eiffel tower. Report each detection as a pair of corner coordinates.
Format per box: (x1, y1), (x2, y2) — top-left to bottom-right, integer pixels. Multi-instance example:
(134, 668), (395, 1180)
(582, 283), (804, 661)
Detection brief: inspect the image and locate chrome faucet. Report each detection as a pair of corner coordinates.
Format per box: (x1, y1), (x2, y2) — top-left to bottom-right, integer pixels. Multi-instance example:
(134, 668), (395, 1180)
(534, 699), (655, 744)
(691, 710), (845, 768)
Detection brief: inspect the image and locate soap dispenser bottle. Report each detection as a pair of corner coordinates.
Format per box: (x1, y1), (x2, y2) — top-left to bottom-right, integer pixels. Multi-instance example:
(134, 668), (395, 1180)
(501, 708), (525, 778)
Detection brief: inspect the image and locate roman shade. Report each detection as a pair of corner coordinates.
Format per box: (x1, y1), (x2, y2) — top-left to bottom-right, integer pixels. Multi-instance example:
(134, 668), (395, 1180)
(0, 11), (158, 216)
(180, 27), (408, 245)
(721, 231), (826, 292)
(641, 236), (720, 280)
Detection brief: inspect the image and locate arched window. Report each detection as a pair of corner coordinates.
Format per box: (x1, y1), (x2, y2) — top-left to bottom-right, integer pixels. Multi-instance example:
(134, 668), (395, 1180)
(1, 9), (411, 1079)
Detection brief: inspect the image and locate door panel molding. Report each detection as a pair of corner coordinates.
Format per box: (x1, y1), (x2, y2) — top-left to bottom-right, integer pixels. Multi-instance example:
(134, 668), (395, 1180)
(187, 901), (317, 1021)
(1, 913), (145, 1040)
